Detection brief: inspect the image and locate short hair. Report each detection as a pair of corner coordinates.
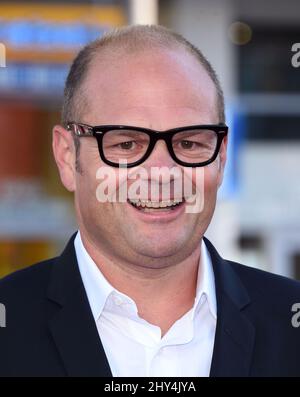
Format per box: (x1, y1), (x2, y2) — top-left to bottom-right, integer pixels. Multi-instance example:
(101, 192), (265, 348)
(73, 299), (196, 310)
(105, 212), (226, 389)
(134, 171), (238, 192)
(62, 24), (225, 165)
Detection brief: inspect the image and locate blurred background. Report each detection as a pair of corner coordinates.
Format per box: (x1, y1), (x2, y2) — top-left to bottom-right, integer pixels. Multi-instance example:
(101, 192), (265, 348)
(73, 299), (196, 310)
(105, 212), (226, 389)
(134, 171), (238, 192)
(0, 0), (300, 279)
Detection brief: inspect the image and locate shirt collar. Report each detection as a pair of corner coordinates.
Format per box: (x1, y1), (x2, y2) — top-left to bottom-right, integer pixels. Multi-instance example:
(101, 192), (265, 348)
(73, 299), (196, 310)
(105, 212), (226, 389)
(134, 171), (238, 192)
(75, 230), (217, 322)
(194, 239), (217, 319)
(75, 231), (114, 320)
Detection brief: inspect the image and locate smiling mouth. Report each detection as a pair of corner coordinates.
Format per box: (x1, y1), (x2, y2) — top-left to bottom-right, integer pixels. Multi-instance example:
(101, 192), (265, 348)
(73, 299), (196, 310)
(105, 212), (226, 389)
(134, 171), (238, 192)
(127, 198), (185, 212)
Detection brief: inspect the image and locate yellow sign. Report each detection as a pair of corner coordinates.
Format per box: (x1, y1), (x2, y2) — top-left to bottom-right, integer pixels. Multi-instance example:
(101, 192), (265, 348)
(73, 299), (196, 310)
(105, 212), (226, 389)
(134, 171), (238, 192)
(0, 3), (126, 63)
(0, 3), (125, 24)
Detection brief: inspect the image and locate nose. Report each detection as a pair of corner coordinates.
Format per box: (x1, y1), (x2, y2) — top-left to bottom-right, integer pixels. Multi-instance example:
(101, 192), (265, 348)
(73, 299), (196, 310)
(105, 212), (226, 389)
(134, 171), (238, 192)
(141, 140), (182, 199)
(143, 139), (176, 169)
(132, 138), (182, 200)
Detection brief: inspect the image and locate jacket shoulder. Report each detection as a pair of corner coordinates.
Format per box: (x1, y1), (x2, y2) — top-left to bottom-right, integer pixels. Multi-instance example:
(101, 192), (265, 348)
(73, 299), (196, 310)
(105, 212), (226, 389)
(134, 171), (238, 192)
(0, 258), (57, 301)
(228, 259), (300, 303)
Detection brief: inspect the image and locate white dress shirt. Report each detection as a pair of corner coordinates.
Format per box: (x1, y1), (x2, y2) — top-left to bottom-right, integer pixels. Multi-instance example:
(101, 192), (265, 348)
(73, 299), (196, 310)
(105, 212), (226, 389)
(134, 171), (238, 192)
(75, 231), (217, 377)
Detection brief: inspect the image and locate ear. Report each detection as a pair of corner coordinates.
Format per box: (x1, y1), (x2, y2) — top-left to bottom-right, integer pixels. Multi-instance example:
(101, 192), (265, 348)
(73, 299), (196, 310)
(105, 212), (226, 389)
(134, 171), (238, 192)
(217, 135), (228, 188)
(52, 125), (76, 192)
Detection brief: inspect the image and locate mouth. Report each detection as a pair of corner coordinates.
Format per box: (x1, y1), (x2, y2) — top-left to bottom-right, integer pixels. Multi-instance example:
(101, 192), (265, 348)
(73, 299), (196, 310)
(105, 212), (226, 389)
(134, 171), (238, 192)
(127, 198), (185, 213)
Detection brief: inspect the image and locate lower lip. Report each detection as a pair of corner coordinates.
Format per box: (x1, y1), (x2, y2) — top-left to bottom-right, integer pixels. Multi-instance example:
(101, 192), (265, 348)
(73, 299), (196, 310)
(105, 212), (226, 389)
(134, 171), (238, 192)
(126, 200), (186, 222)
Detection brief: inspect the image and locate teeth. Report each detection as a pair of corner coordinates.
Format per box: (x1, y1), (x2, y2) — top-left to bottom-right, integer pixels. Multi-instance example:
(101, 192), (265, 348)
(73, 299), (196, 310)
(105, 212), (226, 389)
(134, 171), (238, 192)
(128, 198), (183, 208)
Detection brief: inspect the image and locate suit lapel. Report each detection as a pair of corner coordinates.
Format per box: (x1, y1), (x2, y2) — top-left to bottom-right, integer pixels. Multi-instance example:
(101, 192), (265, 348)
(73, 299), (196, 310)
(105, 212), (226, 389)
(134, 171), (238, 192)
(46, 233), (255, 377)
(204, 238), (256, 377)
(47, 234), (112, 377)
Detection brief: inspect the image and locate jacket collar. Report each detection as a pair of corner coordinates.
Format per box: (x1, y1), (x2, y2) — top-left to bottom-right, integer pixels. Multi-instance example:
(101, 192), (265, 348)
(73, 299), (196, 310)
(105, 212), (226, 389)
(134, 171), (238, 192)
(47, 233), (112, 377)
(47, 233), (255, 377)
(204, 237), (255, 377)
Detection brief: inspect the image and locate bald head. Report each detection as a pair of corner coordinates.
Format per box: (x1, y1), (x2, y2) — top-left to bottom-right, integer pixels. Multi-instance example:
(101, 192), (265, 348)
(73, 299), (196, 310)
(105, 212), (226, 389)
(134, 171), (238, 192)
(61, 25), (225, 128)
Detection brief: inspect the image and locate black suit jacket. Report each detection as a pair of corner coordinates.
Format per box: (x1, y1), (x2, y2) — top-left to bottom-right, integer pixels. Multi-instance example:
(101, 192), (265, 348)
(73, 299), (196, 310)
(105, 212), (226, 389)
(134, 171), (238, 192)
(1, 233), (300, 377)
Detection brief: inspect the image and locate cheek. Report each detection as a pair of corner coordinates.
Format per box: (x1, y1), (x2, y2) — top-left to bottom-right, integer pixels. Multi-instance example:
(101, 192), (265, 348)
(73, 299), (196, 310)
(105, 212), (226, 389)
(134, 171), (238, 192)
(76, 176), (97, 214)
(204, 164), (220, 199)
(76, 160), (102, 204)
(191, 164), (219, 204)
(92, 161), (124, 203)
(115, 169), (129, 198)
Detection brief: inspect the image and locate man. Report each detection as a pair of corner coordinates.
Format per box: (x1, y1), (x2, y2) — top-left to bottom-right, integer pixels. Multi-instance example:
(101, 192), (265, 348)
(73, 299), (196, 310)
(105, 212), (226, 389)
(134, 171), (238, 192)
(0, 25), (300, 377)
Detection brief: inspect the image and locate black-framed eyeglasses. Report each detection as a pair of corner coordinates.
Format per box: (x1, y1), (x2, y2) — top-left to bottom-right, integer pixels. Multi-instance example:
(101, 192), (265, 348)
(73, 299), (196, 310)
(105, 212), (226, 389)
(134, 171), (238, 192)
(67, 122), (228, 168)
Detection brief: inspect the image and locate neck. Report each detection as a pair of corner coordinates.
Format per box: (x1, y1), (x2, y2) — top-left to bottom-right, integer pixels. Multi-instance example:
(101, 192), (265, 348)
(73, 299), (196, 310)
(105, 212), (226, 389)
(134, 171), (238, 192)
(80, 231), (201, 336)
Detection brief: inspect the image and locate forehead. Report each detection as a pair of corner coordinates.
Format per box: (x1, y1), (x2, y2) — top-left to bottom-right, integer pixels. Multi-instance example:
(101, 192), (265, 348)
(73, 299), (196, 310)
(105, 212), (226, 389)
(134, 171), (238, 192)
(80, 48), (218, 126)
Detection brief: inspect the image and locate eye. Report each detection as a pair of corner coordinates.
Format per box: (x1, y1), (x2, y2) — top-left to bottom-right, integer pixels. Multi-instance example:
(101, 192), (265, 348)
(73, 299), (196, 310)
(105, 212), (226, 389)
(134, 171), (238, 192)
(118, 141), (136, 150)
(179, 140), (198, 149)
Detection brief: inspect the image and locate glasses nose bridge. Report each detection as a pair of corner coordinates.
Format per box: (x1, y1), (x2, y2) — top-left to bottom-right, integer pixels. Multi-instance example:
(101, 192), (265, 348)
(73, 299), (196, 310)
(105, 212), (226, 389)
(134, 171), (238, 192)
(151, 129), (173, 149)
(146, 131), (174, 164)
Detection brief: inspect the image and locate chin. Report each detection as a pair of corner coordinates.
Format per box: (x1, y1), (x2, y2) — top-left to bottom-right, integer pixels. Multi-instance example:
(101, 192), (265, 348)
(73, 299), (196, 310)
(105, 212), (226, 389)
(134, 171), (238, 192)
(132, 236), (188, 260)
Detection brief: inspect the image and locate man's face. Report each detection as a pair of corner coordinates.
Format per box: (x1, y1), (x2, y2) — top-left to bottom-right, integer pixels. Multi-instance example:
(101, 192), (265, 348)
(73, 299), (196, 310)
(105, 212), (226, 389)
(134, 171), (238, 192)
(56, 48), (227, 269)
